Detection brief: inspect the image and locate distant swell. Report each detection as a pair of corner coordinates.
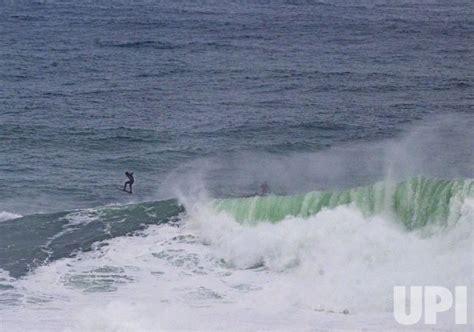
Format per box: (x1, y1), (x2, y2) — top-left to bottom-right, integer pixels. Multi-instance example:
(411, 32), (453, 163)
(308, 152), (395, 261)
(214, 177), (473, 229)
(97, 40), (178, 50)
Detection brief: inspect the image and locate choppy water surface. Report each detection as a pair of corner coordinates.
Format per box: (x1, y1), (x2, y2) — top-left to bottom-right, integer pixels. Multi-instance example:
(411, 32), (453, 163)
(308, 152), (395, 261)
(0, 0), (473, 330)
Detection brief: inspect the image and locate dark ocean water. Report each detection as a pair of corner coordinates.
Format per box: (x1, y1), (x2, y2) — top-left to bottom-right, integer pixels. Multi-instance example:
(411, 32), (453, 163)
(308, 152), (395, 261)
(0, 2), (473, 330)
(1, 0), (473, 214)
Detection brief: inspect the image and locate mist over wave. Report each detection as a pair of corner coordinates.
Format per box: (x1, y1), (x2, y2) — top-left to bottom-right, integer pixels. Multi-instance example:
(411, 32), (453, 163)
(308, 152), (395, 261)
(158, 115), (473, 200)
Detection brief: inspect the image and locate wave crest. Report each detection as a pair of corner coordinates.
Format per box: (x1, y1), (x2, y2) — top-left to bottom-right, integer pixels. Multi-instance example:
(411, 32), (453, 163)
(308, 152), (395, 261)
(214, 177), (473, 229)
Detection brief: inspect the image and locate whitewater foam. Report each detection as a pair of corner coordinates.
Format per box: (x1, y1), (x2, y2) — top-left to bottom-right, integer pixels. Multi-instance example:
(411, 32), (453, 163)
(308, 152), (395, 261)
(0, 211), (22, 222)
(2, 197), (470, 330)
(191, 201), (473, 311)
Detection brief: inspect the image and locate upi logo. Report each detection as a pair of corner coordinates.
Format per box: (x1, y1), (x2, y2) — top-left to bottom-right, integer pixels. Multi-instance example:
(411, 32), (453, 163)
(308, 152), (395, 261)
(394, 286), (468, 325)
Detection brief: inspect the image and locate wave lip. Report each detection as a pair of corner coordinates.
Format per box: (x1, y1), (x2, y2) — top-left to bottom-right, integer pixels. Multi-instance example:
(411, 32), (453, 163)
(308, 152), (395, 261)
(214, 177), (474, 229)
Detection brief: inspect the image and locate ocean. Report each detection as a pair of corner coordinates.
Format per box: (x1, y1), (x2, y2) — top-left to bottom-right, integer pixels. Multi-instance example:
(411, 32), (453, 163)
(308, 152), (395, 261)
(0, 0), (473, 330)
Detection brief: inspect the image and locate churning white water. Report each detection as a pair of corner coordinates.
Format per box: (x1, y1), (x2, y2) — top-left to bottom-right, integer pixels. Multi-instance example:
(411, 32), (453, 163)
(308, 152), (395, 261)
(0, 197), (472, 331)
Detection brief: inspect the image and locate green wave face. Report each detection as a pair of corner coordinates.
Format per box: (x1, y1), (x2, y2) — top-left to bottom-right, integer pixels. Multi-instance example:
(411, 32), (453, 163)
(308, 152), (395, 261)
(214, 177), (474, 229)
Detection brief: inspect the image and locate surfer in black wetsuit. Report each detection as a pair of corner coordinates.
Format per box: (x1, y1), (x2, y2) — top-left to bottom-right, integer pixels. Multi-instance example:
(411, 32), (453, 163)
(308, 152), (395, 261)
(123, 171), (134, 194)
(260, 181), (269, 195)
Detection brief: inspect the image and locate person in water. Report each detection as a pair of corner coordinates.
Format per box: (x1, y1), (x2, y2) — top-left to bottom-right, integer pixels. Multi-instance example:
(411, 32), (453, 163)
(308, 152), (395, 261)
(123, 171), (134, 194)
(260, 181), (269, 195)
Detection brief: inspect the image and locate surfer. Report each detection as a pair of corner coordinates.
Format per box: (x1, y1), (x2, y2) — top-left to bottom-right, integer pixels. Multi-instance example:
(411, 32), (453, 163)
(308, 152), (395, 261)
(260, 181), (269, 195)
(123, 171), (134, 194)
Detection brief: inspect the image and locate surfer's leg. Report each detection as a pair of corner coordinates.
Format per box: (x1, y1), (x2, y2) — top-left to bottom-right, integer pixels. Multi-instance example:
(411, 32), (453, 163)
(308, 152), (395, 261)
(129, 183), (132, 194)
(123, 181), (129, 192)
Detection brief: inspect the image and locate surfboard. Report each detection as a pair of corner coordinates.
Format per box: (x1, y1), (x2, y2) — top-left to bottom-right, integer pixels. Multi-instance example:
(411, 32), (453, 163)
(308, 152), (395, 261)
(117, 185), (132, 194)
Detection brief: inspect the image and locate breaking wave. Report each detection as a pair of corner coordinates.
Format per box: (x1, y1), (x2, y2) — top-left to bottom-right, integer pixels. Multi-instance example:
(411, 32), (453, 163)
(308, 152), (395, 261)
(214, 177), (473, 229)
(1, 176), (471, 280)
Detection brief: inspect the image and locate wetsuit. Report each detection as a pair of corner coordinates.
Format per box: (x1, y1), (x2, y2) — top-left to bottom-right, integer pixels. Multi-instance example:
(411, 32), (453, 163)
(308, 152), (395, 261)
(123, 172), (134, 193)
